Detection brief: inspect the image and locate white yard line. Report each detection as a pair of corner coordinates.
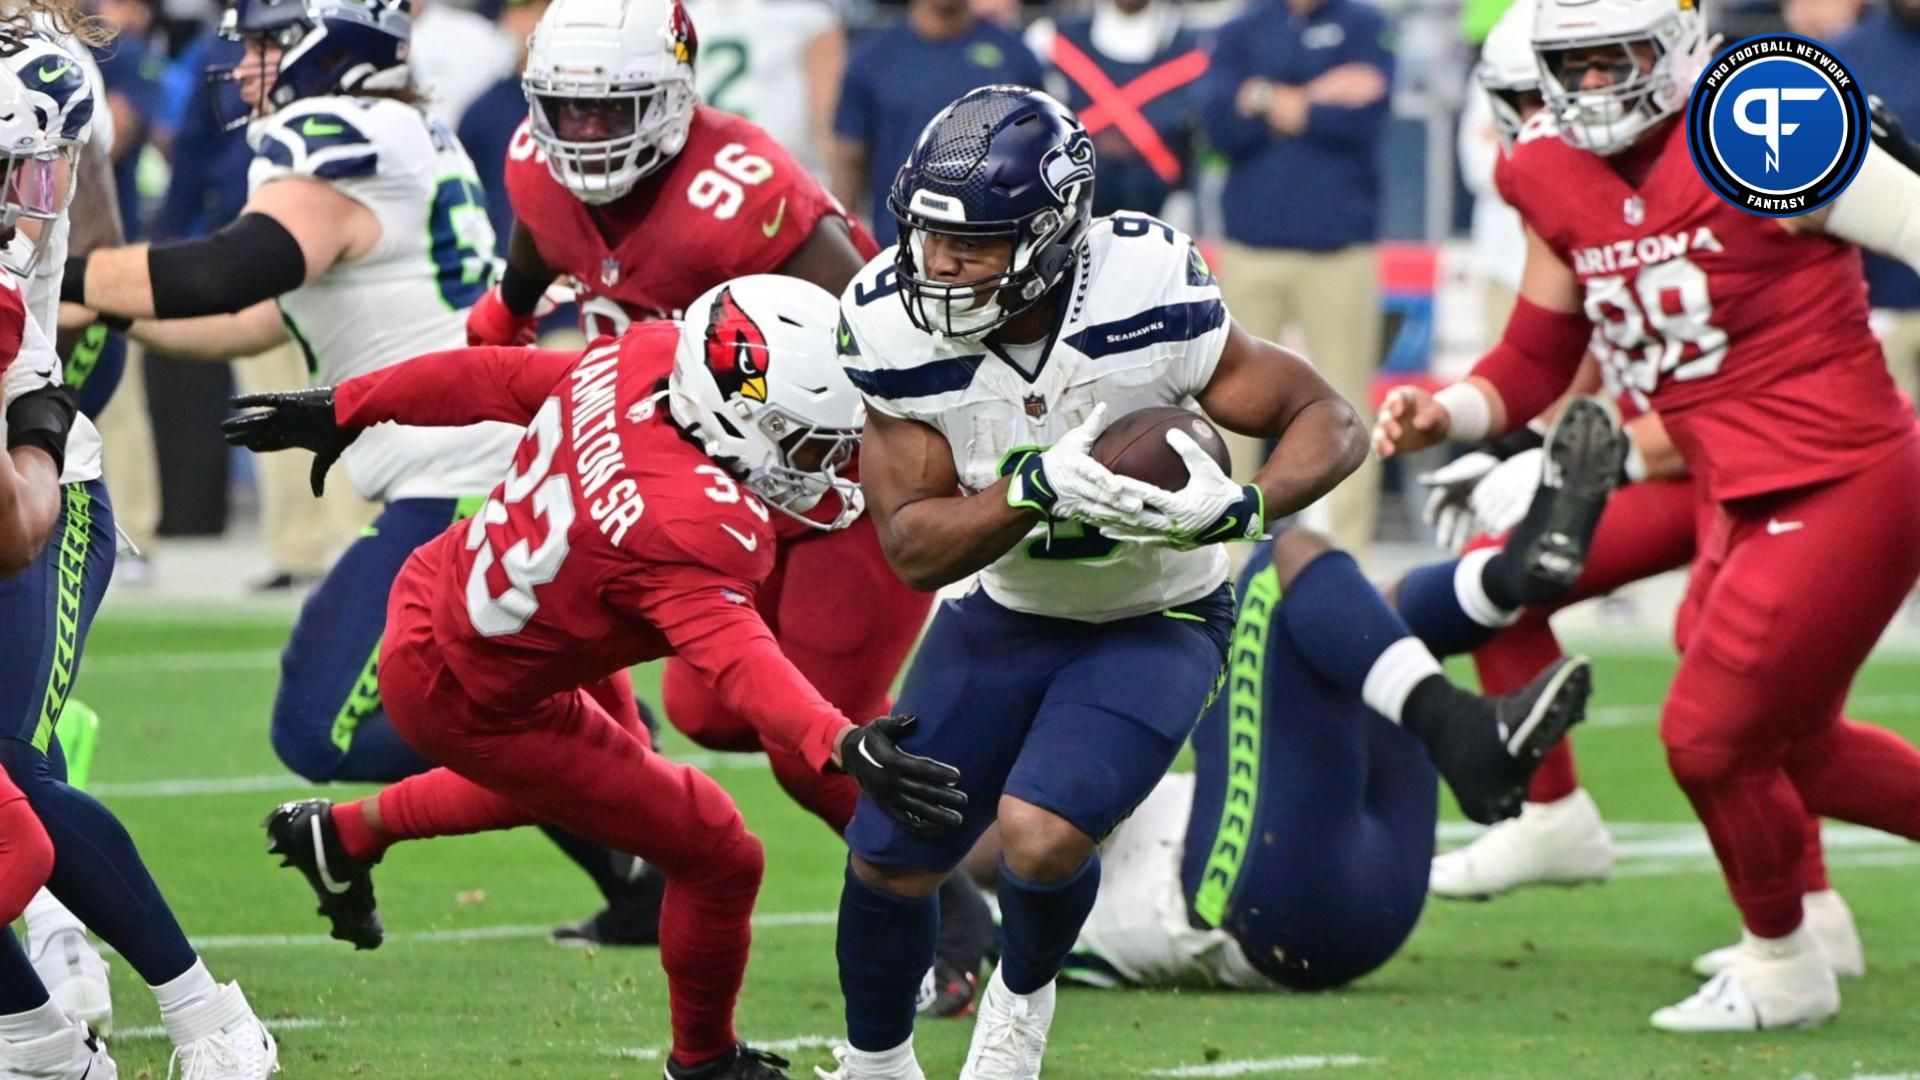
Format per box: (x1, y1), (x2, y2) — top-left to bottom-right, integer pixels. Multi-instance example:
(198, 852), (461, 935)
(1584, 693), (1920, 729)
(97, 910), (838, 954)
(1141, 1056), (1381, 1077)
(113, 1016), (335, 1041)
(92, 754), (774, 798)
(84, 649), (284, 675)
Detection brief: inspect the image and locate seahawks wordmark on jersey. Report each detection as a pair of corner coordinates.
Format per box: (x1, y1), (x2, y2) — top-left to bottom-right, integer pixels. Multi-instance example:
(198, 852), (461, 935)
(248, 95), (517, 502)
(839, 213), (1231, 623)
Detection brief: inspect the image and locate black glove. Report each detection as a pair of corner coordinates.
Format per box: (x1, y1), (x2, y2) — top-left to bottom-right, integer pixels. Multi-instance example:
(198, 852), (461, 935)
(222, 388), (360, 497)
(1869, 94), (1920, 175)
(7, 384), (79, 476)
(839, 715), (966, 838)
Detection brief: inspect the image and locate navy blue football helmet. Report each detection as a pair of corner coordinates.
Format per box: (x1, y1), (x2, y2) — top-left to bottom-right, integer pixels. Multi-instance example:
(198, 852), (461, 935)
(888, 86), (1095, 339)
(209, 0), (412, 129)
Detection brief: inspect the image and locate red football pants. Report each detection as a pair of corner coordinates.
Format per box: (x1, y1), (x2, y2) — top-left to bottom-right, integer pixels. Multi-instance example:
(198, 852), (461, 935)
(1468, 477), (1699, 802)
(663, 513), (931, 832)
(1664, 438), (1920, 937)
(368, 586), (765, 1065)
(0, 771), (52, 925)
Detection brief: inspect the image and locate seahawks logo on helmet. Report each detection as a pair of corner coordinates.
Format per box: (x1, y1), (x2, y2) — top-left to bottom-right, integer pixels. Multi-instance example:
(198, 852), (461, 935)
(1038, 129), (1094, 204)
(704, 287), (771, 402)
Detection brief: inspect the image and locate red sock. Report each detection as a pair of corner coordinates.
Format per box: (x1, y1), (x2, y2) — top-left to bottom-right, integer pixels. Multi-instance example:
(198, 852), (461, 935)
(1472, 616), (1580, 803)
(0, 792), (53, 924)
(1786, 717), (1920, 840)
(660, 830), (765, 1066)
(1793, 809), (1830, 895)
(330, 799), (385, 860)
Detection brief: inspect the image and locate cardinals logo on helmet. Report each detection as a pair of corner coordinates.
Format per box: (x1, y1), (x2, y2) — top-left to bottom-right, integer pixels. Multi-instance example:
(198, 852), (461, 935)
(667, 0), (699, 67)
(704, 287), (770, 402)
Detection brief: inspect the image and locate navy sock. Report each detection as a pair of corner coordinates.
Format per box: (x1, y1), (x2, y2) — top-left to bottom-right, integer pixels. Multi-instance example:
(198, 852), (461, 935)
(1279, 551), (1416, 697)
(996, 854), (1101, 995)
(1395, 558), (1502, 657)
(1, 742), (196, 986)
(837, 863), (938, 1052)
(0, 930), (49, 1013)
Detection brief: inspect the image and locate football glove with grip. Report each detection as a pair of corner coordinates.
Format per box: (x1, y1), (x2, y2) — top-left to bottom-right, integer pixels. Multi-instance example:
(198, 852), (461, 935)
(1003, 403), (1161, 529)
(1869, 95), (1920, 175)
(1105, 429), (1263, 547)
(222, 388), (360, 497)
(465, 286), (539, 347)
(1419, 450), (1502, 552)
(839, 715), (967, 838)
(1468, 448), (1544, 541)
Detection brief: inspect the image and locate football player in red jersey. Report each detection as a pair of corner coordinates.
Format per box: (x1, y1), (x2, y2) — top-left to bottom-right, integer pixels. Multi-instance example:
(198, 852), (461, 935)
(229, 276), (966, 1080)
(1374, 0), (1920, 1033)
(463, 0), (962, 971)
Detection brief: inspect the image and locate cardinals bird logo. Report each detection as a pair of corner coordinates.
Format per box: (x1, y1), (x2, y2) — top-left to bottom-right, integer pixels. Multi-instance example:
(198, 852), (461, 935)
(667, 0), (699, 66)
(704, 287), (771, 402)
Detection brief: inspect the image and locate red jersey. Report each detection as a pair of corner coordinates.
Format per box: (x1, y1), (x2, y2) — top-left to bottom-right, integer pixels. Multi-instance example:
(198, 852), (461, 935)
(1495, 116), (1916, 501)
(333, 323), (846, 772)
(0, 270), (27, 384)
(505, 106), (879, 337)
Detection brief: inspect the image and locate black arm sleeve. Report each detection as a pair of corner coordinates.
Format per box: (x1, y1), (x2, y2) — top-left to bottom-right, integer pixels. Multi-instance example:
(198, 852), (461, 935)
(138, 213), (309, 319)
(7, 385), (78, 478)
(499, 222), (557, 316)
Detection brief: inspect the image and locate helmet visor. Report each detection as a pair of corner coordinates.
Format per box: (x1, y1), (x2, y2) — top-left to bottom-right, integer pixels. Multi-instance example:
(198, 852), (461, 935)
(531, 94), (643, 145)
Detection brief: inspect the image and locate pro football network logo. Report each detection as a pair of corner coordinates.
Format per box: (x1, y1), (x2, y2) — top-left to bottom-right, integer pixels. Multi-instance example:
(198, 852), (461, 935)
(1686, 34), (1869, 217)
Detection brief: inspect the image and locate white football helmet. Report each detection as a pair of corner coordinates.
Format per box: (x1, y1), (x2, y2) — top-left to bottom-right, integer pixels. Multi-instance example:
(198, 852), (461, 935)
(669, 275), (866, 531)
(1532, 0), (1708, 156)
(523, 0), (698, 204)
(1479, 0), (1541, 148)
(0, 61), (74, 276)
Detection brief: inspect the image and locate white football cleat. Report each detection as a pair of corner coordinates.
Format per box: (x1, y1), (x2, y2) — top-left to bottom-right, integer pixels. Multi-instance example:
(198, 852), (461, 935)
(1692, 889), (1864, 979)
(1429, 788), (1614, 899)
(1652, 926), (1838, 1032)
(27, 927), (113, 1038)
(959, 967), (1054, 1080)
(812, 1041), (926, 1080)
(162, 983), (278, 1079)
(0, 1015), (118, 1079)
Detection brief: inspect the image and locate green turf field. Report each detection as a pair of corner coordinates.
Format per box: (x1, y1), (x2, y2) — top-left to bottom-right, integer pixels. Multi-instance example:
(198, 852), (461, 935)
(52, 609), (1920, 1079)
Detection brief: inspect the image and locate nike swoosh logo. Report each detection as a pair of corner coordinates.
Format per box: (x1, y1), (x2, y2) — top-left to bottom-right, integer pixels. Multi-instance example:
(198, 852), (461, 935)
(1765, 519), (1804, 536)
(302, 118), (345, 137)
(720, 523), (759, 552)
(761, 197), (787, 239)
(310, 814), (353, 895)
(37, 63), (71, 84)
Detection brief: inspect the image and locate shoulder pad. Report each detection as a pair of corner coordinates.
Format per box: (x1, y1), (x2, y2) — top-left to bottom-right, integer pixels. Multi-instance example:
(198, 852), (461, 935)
(0, 32), (93, 145)
(253, 101), (380, 181)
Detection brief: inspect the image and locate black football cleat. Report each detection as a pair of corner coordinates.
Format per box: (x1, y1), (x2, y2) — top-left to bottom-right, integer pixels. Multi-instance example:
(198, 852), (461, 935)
(264, 799), (384, 950)
(917, 956), (981, 1019)
(663, 1043), (792, 1079)
(1425, 656), (1592, 826)
(550, 862), (666, 947)
(1513, 396), (1627, 604)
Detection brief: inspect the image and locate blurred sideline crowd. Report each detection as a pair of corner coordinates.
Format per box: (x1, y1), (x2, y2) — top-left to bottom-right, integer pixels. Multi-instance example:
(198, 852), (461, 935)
(73, 0), (1920, 588)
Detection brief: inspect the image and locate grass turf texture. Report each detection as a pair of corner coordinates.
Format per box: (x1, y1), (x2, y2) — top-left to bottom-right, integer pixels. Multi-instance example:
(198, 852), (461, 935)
(45, 610), (1920, 1079)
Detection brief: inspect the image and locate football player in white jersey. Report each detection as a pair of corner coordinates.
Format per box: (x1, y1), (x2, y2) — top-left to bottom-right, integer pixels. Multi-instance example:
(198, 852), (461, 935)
(825, 86), (1594, 1080)
(0, 35), (279, 1079)
(683, 0), (843, 178)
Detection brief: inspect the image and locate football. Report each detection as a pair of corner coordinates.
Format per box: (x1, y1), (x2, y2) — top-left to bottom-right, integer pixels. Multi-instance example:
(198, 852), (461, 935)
(1091, 406), (1233, 491)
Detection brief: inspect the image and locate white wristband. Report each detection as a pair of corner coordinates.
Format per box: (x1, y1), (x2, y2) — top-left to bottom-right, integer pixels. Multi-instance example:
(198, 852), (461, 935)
(1434, 382), (1493, 443)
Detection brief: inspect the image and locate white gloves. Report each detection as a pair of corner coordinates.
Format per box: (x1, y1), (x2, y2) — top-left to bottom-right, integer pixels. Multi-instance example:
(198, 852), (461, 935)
(1004, 403), (1157, 527)
(1469, 448), (1544, 540)
(1419, 450), (1500, 552)
(1103, 430), (1264, 547)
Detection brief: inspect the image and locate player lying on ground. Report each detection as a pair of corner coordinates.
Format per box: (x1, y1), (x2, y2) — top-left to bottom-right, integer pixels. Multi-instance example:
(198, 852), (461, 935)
(0, 27), (280, 1076)
(821, 86), (1592, 1080)
(924, 399), (1620, 994)
(1374, 0), (1920, 1033)
(449, 0), (992, 986)
(226, 275), (966, 1080)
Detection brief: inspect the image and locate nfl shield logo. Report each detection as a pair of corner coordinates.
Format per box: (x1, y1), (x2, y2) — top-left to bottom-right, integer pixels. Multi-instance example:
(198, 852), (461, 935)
(601, 258), (621, 287)
(1623, 196), (1645, 226)
(1023, 394), (1047, 420)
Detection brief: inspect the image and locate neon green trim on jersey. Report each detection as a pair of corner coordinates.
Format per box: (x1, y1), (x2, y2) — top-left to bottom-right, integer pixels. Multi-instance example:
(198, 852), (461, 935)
(1191, 566), (1278, 928)
(453, 495), (486, 521)
(33, 486), (93, 753)
(1162, 610), (1205, 623)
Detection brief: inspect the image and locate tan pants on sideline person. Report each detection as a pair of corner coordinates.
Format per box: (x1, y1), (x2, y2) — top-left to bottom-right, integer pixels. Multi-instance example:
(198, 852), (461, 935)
(1877, 308), (1920, 409)
(1217, 241), (1382, 559)
(95, 342), (161, 553)
(232, 341), (376, 577)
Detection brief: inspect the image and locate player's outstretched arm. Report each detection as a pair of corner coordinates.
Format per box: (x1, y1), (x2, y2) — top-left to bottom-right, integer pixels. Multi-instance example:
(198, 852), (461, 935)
(122, 302), (291, 361)
(1375, 227), (1589, 459)
(64, 176), (379, 321)
(1196, 321), (1369, 523)
(332, 343), (584, 430)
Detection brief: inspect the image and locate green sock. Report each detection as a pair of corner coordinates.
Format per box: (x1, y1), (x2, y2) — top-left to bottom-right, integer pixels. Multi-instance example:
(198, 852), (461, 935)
(54, 700), (102, 791)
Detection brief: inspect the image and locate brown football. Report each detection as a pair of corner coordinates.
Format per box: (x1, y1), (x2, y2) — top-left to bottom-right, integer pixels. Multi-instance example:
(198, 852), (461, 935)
(1091, 406), (1233, 491)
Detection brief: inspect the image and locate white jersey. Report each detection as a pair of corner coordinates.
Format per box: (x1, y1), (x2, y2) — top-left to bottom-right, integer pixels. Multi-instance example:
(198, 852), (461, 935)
(684, 0), (840, 179)
(248, 96), (517, 502)
(839, 213), (1231, 622)
(1074, 773), (1275, 990)
(1, 27), (105, 485)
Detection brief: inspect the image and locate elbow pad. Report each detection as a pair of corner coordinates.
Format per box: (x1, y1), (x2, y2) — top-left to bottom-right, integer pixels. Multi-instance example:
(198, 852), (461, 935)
(144, 213), (309, 319)
(1825, 143), (1920, 275)
(1470, 297), (1593, 432)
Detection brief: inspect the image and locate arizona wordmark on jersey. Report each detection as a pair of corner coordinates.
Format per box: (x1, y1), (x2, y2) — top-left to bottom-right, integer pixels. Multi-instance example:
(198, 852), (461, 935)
(839, 213), (1231, 622)
(249, 95), (516, 502)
